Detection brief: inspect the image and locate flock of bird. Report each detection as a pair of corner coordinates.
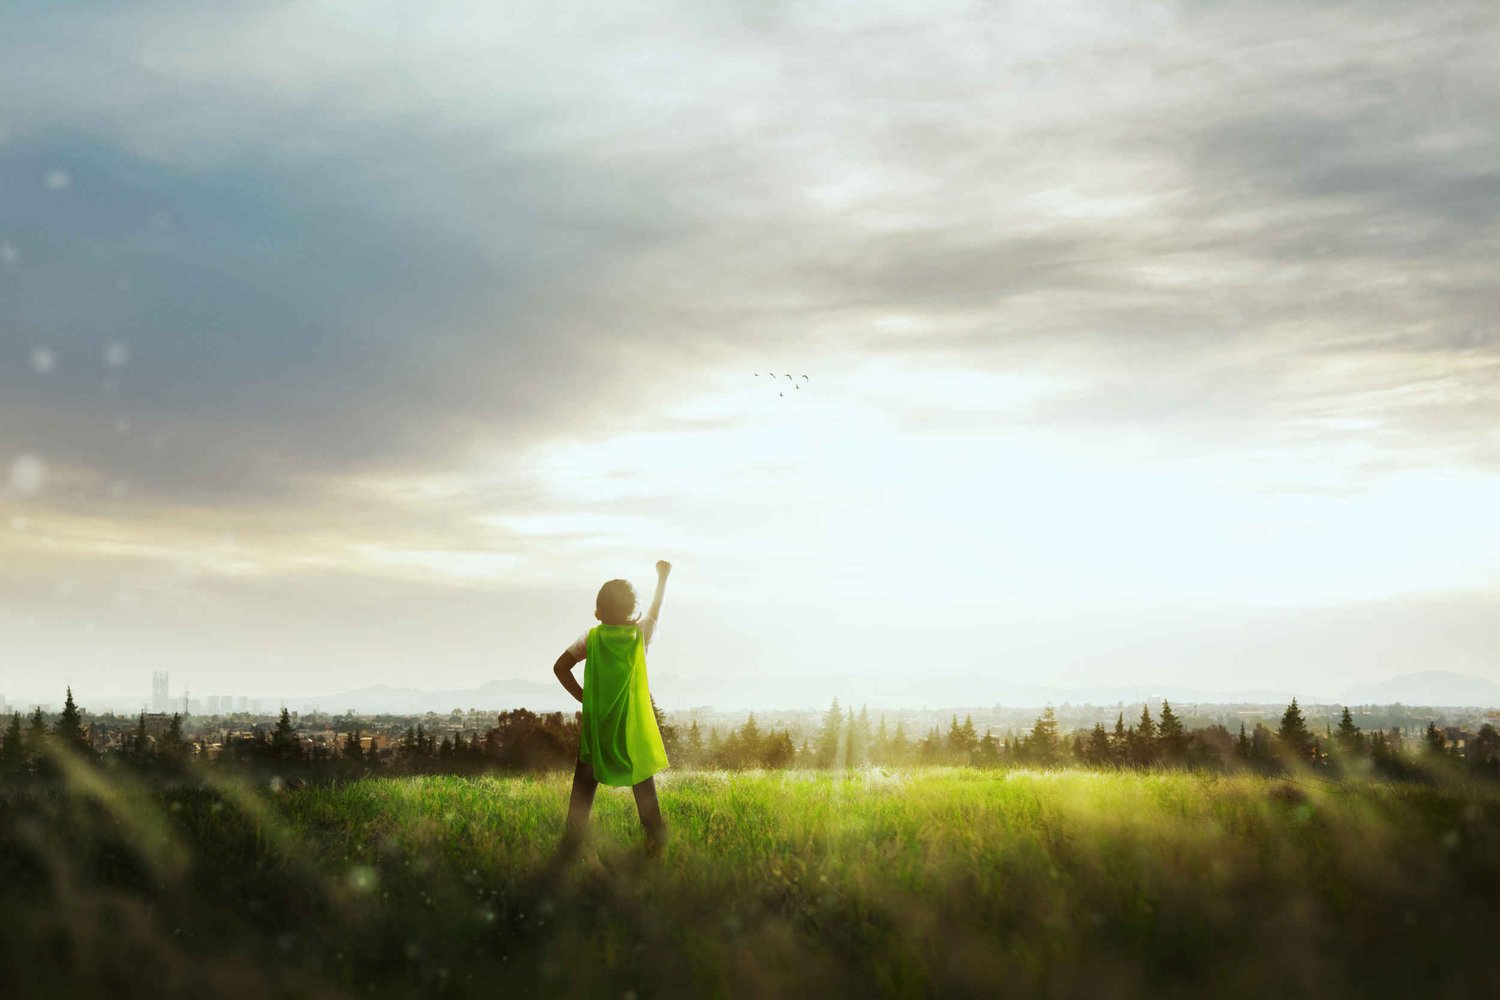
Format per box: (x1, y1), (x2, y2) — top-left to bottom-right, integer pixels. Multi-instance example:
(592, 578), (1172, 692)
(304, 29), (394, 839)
(755, 373), (809, 397)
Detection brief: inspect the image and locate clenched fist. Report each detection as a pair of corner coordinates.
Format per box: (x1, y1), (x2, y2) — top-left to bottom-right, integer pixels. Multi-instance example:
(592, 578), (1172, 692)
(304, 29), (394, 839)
(656, 560), (673, 577)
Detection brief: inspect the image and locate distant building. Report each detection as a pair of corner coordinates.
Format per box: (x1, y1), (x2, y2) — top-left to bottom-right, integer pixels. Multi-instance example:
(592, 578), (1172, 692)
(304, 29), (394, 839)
(151, 671), (170, 713)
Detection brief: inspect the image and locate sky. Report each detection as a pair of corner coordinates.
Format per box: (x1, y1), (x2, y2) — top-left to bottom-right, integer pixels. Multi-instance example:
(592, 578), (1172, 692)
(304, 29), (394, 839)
(2, 1), (1498, 710)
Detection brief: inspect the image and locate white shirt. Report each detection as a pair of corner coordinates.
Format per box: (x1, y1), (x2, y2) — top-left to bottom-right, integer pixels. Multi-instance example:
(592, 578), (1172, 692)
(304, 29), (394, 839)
(566, 613), (658, 661)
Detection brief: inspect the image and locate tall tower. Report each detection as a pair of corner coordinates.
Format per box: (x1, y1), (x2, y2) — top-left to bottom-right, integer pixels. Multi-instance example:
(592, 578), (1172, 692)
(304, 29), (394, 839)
(151, 671), (169, 713)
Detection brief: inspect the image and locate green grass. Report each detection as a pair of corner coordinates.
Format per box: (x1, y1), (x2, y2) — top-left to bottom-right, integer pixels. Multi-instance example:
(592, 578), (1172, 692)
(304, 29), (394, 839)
(4, 766), (1500, 998)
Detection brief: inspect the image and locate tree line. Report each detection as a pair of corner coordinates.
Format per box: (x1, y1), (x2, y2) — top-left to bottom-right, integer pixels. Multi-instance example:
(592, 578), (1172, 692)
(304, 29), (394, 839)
(4, 689), (1498, 783)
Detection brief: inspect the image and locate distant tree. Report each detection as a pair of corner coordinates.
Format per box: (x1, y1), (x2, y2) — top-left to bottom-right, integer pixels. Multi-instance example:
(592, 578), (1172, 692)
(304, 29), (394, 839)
(854, 705), (873, 767)
(888, 721), (910, 765)
(272, 707), (301, 764)
(975, 729), (1000, 768)
(764, 730), (796, 769)
(25, 708), (48, 759)
(52, 687), (91, 756)
(959, 714), (979, 759)
(1127, 705), (1158, 767)
(159, 713), (189, 764)
(1467, 723), (1500, 772)
(1111, 712), (1128, 765)
(873, 715), (889, 764)
(1277, 699), (1313, 761)
(1423, 721), (1446, 757)
(132, 712), (152, 760)
(1085, 723), (1112, 767)
(343, 729), (363, 760)
(1156, 701), (1185, 761)
(844, 708), (864, 767)
(816, 698), (843, 768)
(741, 713), (763, 767)
(919, 725), (944, 764)
(1188, 723), (1233, 765)
(651, 696), (681, 762)
(1250, 723), (1276, 761)
(1, 712), (23, 772)
(1335, 707), (1364, 756)
(685, 721), (704, 767)
(1027, 708), (1061, 765)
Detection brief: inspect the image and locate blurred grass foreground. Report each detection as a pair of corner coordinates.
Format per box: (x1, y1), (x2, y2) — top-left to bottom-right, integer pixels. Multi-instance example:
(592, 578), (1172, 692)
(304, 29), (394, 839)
(3, 763), (1499, 999)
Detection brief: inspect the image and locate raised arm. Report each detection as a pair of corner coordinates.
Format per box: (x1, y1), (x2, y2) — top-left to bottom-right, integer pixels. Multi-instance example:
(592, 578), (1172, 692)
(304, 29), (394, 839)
(644, 560), (671, 623)
(553, 649), (584, 704)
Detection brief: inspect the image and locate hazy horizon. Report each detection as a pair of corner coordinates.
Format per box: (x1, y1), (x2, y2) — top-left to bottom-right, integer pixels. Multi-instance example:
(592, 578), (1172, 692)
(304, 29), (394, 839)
(4, 3), (1498, 709)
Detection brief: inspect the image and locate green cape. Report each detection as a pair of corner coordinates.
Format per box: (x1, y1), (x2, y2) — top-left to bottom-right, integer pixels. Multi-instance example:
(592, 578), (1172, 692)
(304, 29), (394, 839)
(579, 623), (669, 786)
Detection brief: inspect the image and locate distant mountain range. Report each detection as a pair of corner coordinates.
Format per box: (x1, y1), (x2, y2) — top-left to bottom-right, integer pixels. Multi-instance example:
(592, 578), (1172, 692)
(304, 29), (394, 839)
(289, 669), (1500, 713)
(1341, 671), (1500, 709)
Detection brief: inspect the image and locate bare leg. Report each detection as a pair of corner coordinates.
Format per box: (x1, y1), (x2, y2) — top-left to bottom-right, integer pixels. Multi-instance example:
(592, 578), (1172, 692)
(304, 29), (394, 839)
(632, 776), (668, 855)
(558, 758), (598, 859)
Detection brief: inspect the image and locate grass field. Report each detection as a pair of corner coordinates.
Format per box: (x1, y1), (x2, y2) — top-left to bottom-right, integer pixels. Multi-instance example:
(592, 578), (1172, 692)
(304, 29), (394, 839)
(4, 765), (1499, 999)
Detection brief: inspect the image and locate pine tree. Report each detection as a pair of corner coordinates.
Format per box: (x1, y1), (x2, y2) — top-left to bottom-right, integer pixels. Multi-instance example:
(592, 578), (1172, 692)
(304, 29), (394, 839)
(1111, 712), (1128, 764)
(1, 712), (23, 770)
(740, 713), (763, 767)
(1424, 721), (1446, 757)
(958, 714), (979, 759)
(1157, 701), (1185, 760)
(969, 729), (994, 767)
(54, 687), (91, 755)
(1136, 705), (1156, 743)
(1235, 722), (1251, 759)
(686, 721), (704, 766)
(651, 696), (681, 761)
(272, 707), (302, 763)
(920, 724), (943, 763)
(854, 705), (873, 767)
(25, 707), (48, 758)
(343, 729), (363, 759)
(1086, 722), (1112, 766)
(816, 698), (843, 768)
(1277, 699), (1313, 761)
(764, 730), (795, 769)
(947, 714), (964, 759)
(1028, 707), (1060, 764)
(1127, 705), (1158, 766)
(133, 712), (151, 760)
(889, 720), (910, 764)
(843, 707), (861, 768)
(1335, 707), (1363, 755)
(161, 713), (187, 763)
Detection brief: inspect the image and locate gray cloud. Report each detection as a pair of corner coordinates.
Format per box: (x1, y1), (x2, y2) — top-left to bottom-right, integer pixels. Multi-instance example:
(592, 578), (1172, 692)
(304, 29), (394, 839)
(1, 2), (1496, 545)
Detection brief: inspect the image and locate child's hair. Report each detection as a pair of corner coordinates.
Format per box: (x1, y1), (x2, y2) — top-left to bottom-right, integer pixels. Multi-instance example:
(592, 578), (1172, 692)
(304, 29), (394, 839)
(595, 579), (639, 625)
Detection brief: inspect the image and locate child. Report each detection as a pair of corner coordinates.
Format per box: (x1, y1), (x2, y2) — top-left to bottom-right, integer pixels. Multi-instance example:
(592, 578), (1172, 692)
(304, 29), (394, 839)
(551, 560), (672, 859)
